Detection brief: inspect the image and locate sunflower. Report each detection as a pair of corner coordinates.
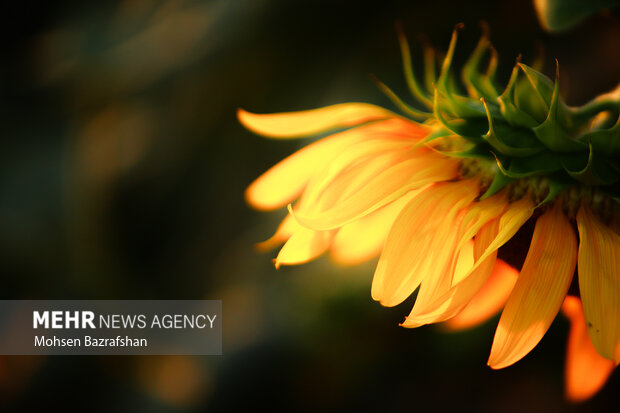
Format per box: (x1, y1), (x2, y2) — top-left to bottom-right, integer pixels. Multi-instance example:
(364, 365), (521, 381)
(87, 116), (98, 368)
(239, 26), (620, 401)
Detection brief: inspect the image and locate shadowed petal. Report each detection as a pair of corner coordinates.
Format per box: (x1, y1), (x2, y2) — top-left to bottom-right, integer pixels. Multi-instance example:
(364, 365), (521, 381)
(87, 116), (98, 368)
(445, 259), (518, 330)
(562, 296), (615, 402)
(488, 203), (577, 369)
(576, 204), (620, 362)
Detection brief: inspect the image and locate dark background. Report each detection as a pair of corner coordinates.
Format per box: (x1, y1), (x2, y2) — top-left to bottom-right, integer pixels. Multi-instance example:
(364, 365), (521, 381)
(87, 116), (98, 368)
(0, 0), (618, 411)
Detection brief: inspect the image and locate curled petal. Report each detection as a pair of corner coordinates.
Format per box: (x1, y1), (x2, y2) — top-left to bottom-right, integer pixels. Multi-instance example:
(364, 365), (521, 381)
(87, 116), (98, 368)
(238, 103), (397, 138)
(562, 296), (615, 403)
(488, 203), (577, 369)
(576, 204), (620, 362)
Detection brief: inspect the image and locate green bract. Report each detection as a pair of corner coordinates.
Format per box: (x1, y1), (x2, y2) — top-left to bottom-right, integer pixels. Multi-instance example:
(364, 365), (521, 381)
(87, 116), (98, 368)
(381, 26), (620, 206)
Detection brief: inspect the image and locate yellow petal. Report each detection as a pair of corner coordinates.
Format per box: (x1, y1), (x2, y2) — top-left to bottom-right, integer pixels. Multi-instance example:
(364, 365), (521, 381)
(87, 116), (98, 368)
(238, 103), (398, 138)
(403, 217), (499, 327)
(245, 119), (423, 210)
(402, 196), (532, 327)
(293, 153), (459, 231)
(403, 194), (509, 327)
(445, 259), (518, 331)
(452, 239), (475, 287)
(274, 227), (337, 268)
(465, 196), (535, 275)
(329, 189), (422, 265)
(454, 193), (508, 253)
(246, 127), (364, 210)
(562, 296), (615, 403)
(576, 203), (620, 362)
(488, 203), (577, 369)
(371, 180), (479, 307)
(298, 138), (416, 210)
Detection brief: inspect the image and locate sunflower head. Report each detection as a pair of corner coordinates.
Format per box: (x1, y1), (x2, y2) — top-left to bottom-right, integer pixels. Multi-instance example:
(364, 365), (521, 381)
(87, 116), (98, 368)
(239, 25), (620, 402)
(381, 24), (620, 219)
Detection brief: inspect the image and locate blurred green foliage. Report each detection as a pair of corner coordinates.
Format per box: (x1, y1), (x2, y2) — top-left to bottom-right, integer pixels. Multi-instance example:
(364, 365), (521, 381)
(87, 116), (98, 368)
(534, 0), (620, 32)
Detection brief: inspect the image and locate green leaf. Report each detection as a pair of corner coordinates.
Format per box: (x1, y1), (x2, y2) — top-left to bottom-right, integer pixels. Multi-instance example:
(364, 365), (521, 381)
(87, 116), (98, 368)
(581, 115), (620, 156)
(535, 0), (620, 32)
(537, 172), (574, 206)
(513, 63), (554, 123)
(561, 140), (620, 185)
(498, 65), (541, 128)
(421, 127), (453, 143)
(437, 24), (463, 94)
(372, 77), (433, 120)
(533, 77), (588, 152)
(422, 39), (437, 95)
(397, 24), (433, 109)
(433, 89), (487, 141)
(461, 35), (498, 100)
(481, 171), (515, 199)
(433, 143), (494, 159)
(494, 152), (563, 178)
(572, 84), (620, 123)
(482, 99), (546, 157)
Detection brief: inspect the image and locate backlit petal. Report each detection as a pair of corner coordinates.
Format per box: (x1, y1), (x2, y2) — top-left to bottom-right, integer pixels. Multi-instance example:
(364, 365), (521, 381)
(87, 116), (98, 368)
(562, 296), (615, 403)
(237, 104), (397, 138)
(275, 227), (337, 268)
(488, 203), (577, 369)
(298, 138), (417, 211)
(371, 180), (479, 307)
(576, 204), (620, 362)
(445, 259), (518, 331)
(245, 119), (424, 210)
(329, 189), (422, 265)
(246, 127), (367, 210)
(293, 153), (460, 231)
